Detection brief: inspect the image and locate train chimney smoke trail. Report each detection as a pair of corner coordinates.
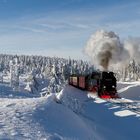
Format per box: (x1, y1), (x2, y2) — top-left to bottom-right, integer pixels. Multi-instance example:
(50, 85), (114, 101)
(84, 30), (130, 70)
(99, 50), (112, 71)
(124, 37), (140, 64)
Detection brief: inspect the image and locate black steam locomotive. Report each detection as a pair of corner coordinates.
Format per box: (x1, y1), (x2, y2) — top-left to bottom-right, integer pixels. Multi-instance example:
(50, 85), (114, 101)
(69, 71), (118, 99)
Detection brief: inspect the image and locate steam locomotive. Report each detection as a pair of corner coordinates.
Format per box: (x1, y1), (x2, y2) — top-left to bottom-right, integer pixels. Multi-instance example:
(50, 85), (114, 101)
(69, 71), (118, 99)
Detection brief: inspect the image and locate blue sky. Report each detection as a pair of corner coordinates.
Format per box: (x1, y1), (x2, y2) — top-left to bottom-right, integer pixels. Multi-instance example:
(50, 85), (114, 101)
(0, 0), (140, 60)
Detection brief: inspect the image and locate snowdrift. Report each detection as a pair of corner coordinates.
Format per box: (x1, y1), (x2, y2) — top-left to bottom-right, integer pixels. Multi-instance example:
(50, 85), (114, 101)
(0, 90), (94, 139)
(0, 82), (140, 140)
(118, 81), (140, 100)
(57, 85), (140, 140)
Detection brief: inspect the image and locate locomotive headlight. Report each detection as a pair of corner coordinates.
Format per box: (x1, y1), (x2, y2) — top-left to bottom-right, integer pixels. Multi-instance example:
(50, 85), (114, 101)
(103, 86), (106, 89)
(112, 85), (115, 88)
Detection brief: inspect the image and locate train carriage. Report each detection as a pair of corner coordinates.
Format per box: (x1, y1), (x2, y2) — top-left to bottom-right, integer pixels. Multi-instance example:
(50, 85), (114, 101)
(78, 76), (86, 89)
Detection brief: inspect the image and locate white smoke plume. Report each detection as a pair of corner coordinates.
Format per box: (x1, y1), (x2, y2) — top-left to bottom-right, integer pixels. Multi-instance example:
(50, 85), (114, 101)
(84, 30), (131, 70)
(124, 37), (140, 63)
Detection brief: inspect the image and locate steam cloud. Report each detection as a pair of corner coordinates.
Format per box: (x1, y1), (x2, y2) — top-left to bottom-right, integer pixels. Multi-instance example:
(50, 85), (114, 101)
(124, 37), (140, 63)
(84, 30), (140, 70)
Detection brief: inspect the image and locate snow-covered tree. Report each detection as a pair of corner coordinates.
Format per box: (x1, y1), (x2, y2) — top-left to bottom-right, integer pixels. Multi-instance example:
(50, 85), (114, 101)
(9, 58), (20, 91)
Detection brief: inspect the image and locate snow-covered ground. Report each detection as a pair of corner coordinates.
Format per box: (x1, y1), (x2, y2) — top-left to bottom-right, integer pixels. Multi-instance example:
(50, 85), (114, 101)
(118, 81), (140, 100)
(0, 81), (140, 140)
(0, 85), (95, 140)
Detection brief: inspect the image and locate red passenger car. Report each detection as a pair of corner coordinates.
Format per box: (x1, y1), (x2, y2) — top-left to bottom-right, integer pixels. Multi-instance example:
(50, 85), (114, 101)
(78, 76), (86, 89)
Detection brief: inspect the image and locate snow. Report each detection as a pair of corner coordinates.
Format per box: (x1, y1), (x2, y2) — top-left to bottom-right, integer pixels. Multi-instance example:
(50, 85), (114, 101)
(118, 81), (140, 100)
(0, 94), (94, 139)
(0, 81), (140, 139)
(0, 85), (96, 140)
(114, 110), (136, 117)
(94, 98), (107, 103)
(57, 85), (140, 140)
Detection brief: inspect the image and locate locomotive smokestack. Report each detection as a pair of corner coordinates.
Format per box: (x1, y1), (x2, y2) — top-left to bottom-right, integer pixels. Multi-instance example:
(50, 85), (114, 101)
(84, 30), (130, 70)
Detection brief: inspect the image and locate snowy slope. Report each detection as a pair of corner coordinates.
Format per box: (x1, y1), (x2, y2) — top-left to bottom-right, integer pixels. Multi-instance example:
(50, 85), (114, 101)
(118, 81), (140, 100)
(0, 82), (140, 140)
(57, 85), (140, 140)
(0, 89), (94, 140)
